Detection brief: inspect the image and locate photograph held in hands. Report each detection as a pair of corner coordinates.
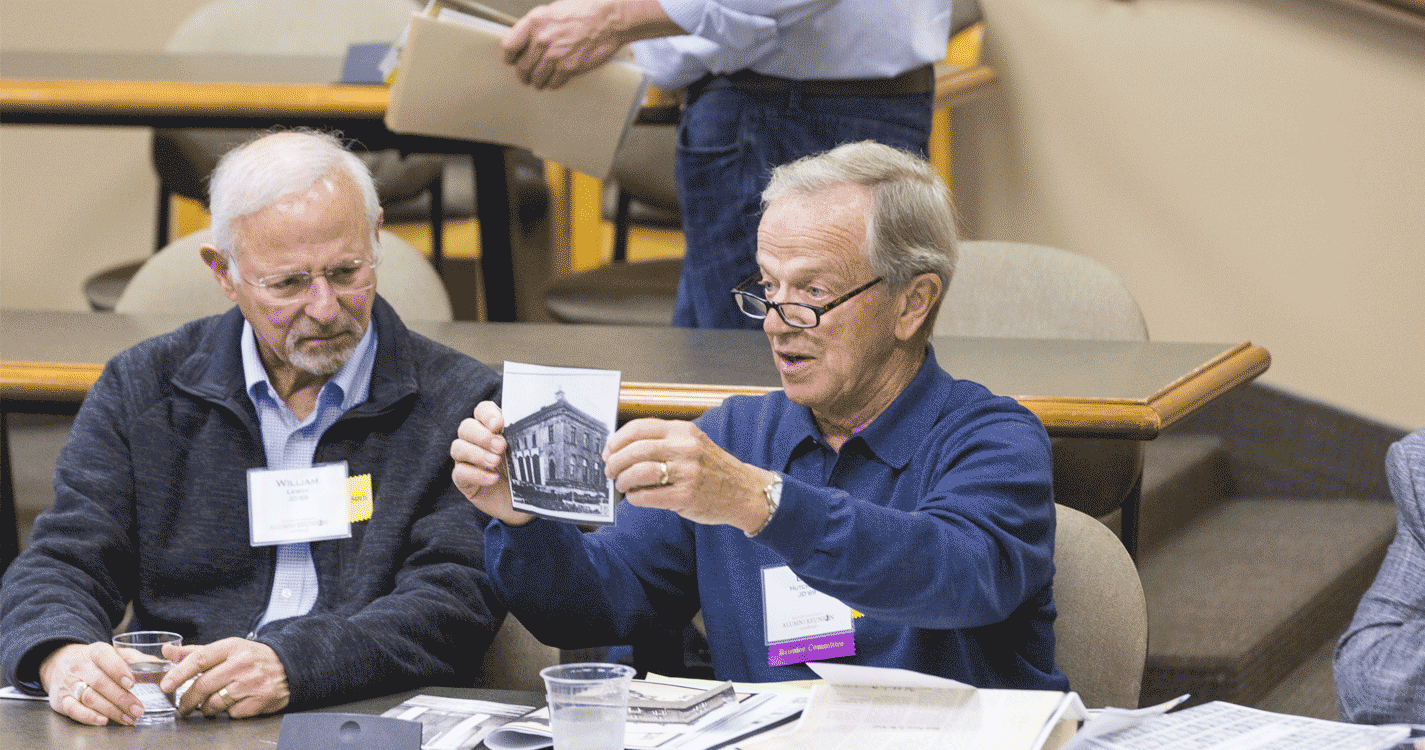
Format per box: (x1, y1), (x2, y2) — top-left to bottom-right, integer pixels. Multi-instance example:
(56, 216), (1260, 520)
(502, 362), (622, 526)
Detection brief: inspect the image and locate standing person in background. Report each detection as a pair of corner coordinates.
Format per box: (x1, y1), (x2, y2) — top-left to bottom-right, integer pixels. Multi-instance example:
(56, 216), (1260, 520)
(501, 0), (950, 329)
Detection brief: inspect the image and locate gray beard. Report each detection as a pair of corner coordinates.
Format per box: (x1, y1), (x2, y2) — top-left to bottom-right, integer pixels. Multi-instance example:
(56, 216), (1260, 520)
(284, 319), (362, 376)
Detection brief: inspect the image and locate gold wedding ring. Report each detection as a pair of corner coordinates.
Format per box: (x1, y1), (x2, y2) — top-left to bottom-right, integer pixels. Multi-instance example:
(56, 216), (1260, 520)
(73, 680), (88, 704)
(657, 461), (670, 486)
(217, 686), (236, 709)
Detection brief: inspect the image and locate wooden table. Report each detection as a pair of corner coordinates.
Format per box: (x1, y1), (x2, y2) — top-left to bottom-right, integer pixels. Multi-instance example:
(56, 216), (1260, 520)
(0, 685), (542, 749)
(0, 310), (1268, 436)
(0, 309), (1270, 568)
(0, 49), (1000, 324)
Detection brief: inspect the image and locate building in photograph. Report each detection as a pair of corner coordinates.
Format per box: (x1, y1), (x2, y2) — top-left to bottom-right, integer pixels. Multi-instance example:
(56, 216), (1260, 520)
(506, 389), (610, 514)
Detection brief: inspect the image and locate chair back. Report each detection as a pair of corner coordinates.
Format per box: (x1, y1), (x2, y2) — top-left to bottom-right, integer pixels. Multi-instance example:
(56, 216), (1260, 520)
(153, 0), (443, 250)
(938, 241), (1149, 525)
(1053, 504), (1147, 708)
(936, 241), (1148, 341)
(165, 0), (418, 55)
(114, 228), (454, 322)
(477, 614), (562, 693)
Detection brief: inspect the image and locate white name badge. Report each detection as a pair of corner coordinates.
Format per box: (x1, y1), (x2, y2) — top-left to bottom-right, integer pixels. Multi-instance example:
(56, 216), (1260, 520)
(247, 462), (353, 546)
(762, 565), (856, 667)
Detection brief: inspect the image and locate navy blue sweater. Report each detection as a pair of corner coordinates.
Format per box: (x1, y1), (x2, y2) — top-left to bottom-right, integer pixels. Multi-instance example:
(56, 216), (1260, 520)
(489, 349), (1066, 690)
(1, 298), (504, 709)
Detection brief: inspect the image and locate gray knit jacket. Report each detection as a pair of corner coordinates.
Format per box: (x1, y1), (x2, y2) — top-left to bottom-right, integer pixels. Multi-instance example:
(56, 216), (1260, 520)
(0, 297), (505, 710)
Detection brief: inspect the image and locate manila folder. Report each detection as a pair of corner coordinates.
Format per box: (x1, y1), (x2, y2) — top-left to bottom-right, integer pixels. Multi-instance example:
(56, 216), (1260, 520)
(385, 10), (649, 179)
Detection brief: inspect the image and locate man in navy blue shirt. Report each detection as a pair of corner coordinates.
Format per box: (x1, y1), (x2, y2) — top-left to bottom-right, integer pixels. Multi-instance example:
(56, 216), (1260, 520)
(452, 141), (1066, 689)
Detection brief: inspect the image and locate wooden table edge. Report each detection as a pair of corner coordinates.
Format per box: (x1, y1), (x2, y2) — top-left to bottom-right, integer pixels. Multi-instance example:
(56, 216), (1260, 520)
(0, 78), (390, 118)
(4, 360), (1268, 440)
(1146, 342), (1272, 432)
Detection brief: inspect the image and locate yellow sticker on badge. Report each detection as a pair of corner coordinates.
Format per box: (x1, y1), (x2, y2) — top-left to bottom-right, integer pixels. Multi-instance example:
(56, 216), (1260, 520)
(348, 473), (373, 523)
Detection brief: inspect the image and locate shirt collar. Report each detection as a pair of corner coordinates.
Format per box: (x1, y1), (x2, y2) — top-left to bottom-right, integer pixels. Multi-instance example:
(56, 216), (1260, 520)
(240, 319), (378, 412)
(769, 345), (945, 471)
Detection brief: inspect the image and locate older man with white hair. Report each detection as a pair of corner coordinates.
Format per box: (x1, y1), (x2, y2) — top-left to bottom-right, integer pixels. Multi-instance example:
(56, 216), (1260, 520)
(452, 141), (1067, 690)
(0, 131), (505, 725)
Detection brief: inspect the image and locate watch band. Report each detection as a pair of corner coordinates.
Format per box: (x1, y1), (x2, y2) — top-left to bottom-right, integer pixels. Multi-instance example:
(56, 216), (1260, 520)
(748, 472), (783, 537)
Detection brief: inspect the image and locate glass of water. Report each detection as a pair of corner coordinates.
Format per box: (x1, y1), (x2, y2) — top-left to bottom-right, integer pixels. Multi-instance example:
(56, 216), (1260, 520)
(540, 662), (636, 750)
(111, 631), (182, 725)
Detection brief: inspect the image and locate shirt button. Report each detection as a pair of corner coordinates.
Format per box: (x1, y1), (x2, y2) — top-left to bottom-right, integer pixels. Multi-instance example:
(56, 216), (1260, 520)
(281, 588), (293, 598)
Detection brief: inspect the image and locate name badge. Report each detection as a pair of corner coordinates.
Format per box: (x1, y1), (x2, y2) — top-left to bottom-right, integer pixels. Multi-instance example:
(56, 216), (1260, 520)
(762, 565), (856, 667)
(247, 462), (353, 546)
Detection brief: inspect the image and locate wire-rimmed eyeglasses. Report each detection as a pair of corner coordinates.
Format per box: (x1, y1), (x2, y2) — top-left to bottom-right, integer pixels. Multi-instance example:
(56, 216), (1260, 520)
(730, 275), (883, 329)
(236, 257), (379, 301)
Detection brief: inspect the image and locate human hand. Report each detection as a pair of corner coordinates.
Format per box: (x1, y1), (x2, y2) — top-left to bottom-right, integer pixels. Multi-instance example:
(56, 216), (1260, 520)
(161, 637), (289, 718)
(452, 400), (534, 526)
(502, 0), (626, 90)
(39, 642), (145, 726)
(603, 418), (776, 532)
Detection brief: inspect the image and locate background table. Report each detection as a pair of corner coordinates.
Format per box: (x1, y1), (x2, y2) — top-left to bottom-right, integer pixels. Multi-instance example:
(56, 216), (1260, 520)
(0, 49), (1002, 325)
(0, 309), (1269, 436)
(0, 49), (532, 323)
(0, 309), (1270, 569)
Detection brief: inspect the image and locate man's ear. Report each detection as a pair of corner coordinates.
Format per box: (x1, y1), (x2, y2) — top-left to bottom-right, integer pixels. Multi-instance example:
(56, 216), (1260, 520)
(200, 245), (241, 302)
(894, 272), (943, 341)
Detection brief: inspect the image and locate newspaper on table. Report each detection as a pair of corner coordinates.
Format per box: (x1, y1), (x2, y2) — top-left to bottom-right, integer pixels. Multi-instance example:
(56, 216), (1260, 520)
(731, 663), (1087, 750)
(380, 681), (804, 750)
(382, 694), (536, 750)
(1062, 700), (1412, 750)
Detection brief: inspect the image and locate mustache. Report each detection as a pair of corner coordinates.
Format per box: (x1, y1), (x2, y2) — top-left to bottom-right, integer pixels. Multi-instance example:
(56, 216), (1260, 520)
(288, 317), (362, 342)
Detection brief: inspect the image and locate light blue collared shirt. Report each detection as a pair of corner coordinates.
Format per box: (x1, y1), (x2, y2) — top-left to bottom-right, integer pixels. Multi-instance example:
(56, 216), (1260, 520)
(631, 0), (951, 89)
(240, 320), (378, 634)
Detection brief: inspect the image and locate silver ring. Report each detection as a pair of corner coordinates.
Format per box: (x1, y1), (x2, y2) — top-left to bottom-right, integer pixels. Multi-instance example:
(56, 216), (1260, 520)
(73, 680), (88, 704)
(217, 686), (237, 709)
(657, 462), (670, 486)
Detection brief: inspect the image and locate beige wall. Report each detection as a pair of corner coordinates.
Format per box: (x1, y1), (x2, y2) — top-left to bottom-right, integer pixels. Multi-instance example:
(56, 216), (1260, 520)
(954, 0), (1425, 430)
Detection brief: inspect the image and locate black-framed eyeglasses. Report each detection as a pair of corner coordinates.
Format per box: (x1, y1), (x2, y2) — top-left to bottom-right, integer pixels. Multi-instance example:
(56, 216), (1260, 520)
(236, 257), (379, 301)
(730, 275), (884, 329)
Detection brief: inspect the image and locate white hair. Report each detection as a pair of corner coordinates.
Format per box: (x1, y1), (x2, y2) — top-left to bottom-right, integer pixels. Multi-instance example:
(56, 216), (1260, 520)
(207, 129), (381, 277)
(762, 140), (958, 327)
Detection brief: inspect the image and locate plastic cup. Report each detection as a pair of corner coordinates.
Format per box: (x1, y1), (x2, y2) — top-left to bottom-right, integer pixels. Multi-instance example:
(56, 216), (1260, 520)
(540, 662), (635, 750)
(111, 631), (182, 725)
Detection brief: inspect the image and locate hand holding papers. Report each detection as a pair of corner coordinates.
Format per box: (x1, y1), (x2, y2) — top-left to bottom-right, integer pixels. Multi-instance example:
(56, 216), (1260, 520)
(385, 2), (649, 179)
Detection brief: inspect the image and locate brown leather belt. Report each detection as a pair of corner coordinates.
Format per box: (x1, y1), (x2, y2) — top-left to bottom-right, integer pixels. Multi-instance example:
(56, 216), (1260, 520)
(692, 64), (936, 99)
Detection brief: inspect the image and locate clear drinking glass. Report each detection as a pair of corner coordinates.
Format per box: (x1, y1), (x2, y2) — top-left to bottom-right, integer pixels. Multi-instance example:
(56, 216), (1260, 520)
(540, 662), (635, 750)
(111, 631), (182, 725)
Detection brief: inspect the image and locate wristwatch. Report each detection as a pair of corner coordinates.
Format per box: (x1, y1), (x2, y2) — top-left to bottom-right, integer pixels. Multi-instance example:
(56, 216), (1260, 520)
(748, 472), (783, 537)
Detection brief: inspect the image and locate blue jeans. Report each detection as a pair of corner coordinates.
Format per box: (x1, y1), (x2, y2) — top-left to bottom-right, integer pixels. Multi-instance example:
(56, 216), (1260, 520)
(672, 84), (934, 329)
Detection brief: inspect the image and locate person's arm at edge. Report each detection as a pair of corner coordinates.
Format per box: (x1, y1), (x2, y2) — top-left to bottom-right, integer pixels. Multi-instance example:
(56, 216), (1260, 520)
(1335, 431), (1425, 724)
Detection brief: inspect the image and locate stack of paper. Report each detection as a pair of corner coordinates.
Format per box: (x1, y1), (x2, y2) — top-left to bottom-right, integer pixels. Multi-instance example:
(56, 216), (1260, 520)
(384, 2), (649, 179)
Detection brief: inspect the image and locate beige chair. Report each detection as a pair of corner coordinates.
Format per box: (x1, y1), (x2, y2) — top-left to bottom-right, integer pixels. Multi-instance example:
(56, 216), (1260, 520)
(937, 241), (1149, 556)
(542, 105), (683, 326)
(114, 227), (454, 322)
(934, 241), (1147, 341)
(477, 614), (562, 693)
(1052, 503), (1148, 709)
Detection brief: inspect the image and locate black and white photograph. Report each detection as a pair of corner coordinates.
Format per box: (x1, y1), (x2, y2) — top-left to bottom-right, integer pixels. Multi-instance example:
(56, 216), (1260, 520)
(501, 361), (622, 525)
